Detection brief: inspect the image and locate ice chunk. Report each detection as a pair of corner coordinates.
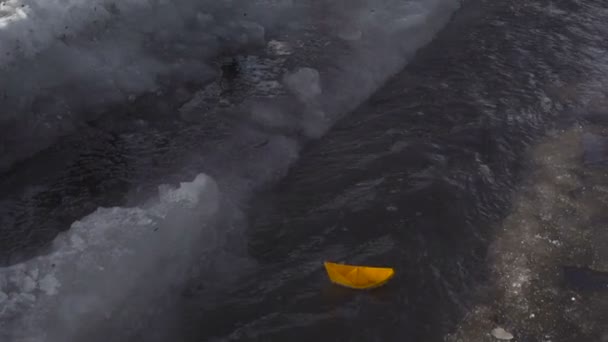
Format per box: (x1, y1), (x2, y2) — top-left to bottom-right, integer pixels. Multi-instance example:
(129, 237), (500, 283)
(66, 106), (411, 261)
(491, 327), (514, 340)
(70, 234), (86, 251)
(39, 274), (61, 296)
(283, 67), (322, 103)
(0, 172), (223, 340)
(267, 40), (293, 55)
(158, 173), (218, 210)
(22, 275), (36, 293)
(28, 268), (39, 280)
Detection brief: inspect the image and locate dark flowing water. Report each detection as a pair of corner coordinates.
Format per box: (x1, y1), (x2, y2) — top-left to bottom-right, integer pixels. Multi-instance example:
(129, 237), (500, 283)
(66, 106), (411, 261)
(180, 1), (608, 341)
(1, 0), (607, 341)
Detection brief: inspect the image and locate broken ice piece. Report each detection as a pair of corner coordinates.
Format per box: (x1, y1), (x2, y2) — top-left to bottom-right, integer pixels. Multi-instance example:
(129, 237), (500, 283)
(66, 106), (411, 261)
(39, 274), (60, 296)
(491, 327), (514, 340)
(267, 40), (292, 55)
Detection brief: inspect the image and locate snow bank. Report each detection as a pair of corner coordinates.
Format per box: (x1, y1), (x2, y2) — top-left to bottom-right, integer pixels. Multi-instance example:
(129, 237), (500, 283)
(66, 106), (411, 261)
(0, 0), (458, 171)
(0, 173), (221, 342)
(0, 0), (290, 172)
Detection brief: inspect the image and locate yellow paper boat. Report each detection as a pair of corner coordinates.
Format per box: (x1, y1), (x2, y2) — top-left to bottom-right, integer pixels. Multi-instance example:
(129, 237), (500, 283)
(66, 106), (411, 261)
(323, 261), (395, 290)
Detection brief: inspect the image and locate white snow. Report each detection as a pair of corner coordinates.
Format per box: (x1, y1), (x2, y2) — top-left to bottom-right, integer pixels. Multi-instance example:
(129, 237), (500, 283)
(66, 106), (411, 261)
(38, 275), (60, 296)
(0, 0), (29, 29)
(0, 173), (221, 341)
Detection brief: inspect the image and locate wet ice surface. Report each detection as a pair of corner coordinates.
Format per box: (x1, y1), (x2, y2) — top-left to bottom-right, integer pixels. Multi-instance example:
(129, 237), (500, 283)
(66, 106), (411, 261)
(446, 127), (608, 341)
(442, 1), (608, 340)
